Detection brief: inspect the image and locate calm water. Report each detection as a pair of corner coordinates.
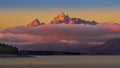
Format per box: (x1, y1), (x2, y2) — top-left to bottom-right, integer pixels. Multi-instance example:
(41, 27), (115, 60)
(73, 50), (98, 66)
(0, 56), (120, 68)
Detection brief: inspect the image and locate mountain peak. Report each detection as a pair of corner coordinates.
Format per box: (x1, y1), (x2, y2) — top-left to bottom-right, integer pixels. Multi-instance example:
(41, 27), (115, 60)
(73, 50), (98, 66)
(34, 17), (39, 21)
(26, 18), (41, 27)
(50, 12), (97, 25)
(59, 12), (65, 17)
(51, 12), (70, 24)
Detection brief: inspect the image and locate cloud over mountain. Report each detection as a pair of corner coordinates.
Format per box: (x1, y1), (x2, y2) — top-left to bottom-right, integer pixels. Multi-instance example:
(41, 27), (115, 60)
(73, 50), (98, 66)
(0, 23), (120, 46)
(0, 12), (120, 51)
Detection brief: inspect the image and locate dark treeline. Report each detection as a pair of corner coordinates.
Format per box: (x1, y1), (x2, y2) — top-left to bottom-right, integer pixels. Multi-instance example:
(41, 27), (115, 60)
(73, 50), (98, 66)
(0, 43), (18, 55)
(20, 51), (80, 55)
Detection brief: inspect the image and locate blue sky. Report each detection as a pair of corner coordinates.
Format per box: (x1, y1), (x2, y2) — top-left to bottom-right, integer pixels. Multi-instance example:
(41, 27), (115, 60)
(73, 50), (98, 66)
(0, 0), (120, 9)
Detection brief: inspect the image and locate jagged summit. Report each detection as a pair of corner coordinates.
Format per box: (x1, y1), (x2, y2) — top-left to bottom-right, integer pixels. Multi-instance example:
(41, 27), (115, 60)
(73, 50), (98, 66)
(51, 12), (70, 24)
(26, 12), (97, 26)
(59, 12), (65, 17)
(26, 18), (44, 27)
(51, 12), (97, 25)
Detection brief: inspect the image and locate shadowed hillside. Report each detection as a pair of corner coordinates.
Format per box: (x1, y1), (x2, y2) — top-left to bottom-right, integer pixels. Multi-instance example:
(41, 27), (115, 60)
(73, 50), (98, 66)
(90, 38), (120, 55)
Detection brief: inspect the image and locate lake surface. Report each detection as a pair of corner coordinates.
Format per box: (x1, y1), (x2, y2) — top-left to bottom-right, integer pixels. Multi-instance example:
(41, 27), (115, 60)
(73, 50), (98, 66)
(0, 56), (120, 68)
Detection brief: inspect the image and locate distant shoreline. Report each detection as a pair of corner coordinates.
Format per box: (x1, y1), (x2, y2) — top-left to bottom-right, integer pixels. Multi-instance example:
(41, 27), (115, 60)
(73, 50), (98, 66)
(0, 55), (34, 58)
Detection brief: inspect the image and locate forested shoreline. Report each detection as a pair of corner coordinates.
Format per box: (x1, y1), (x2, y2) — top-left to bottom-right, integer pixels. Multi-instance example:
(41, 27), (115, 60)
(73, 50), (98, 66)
(0, 43), (18, 55)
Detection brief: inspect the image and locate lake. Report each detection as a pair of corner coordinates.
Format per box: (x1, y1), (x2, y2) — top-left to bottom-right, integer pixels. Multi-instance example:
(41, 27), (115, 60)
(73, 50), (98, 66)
(0, 56), (120, 68)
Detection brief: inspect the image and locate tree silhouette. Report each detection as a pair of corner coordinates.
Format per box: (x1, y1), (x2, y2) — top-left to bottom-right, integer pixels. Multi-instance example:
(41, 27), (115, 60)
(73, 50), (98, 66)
(0, 43), (18, 55)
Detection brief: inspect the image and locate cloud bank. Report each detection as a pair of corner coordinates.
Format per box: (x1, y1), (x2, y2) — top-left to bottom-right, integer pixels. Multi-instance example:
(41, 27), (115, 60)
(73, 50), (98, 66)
(0, 24), (120, 46)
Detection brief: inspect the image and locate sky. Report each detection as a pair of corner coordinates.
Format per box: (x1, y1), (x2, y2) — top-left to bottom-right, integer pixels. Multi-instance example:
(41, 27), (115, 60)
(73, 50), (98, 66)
(0, 0), (120, 29)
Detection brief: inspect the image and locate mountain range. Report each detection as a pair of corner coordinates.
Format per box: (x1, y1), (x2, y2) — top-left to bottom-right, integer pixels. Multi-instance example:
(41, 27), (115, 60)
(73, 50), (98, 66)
(26, 12), (97, 27)
(1, 12), (120, 55)
(51, 12), (97, 25)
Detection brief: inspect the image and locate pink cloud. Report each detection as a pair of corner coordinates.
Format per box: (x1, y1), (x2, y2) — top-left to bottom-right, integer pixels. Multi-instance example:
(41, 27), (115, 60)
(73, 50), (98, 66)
(0, 23), (120, 46)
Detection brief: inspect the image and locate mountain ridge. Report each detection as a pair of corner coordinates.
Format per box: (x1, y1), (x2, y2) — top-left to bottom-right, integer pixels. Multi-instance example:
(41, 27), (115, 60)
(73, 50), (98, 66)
(90, 38), (120, 55)
(26, 12), (97, 27)
(26, 18), (45, 27)
(50, 12), (97, 25)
